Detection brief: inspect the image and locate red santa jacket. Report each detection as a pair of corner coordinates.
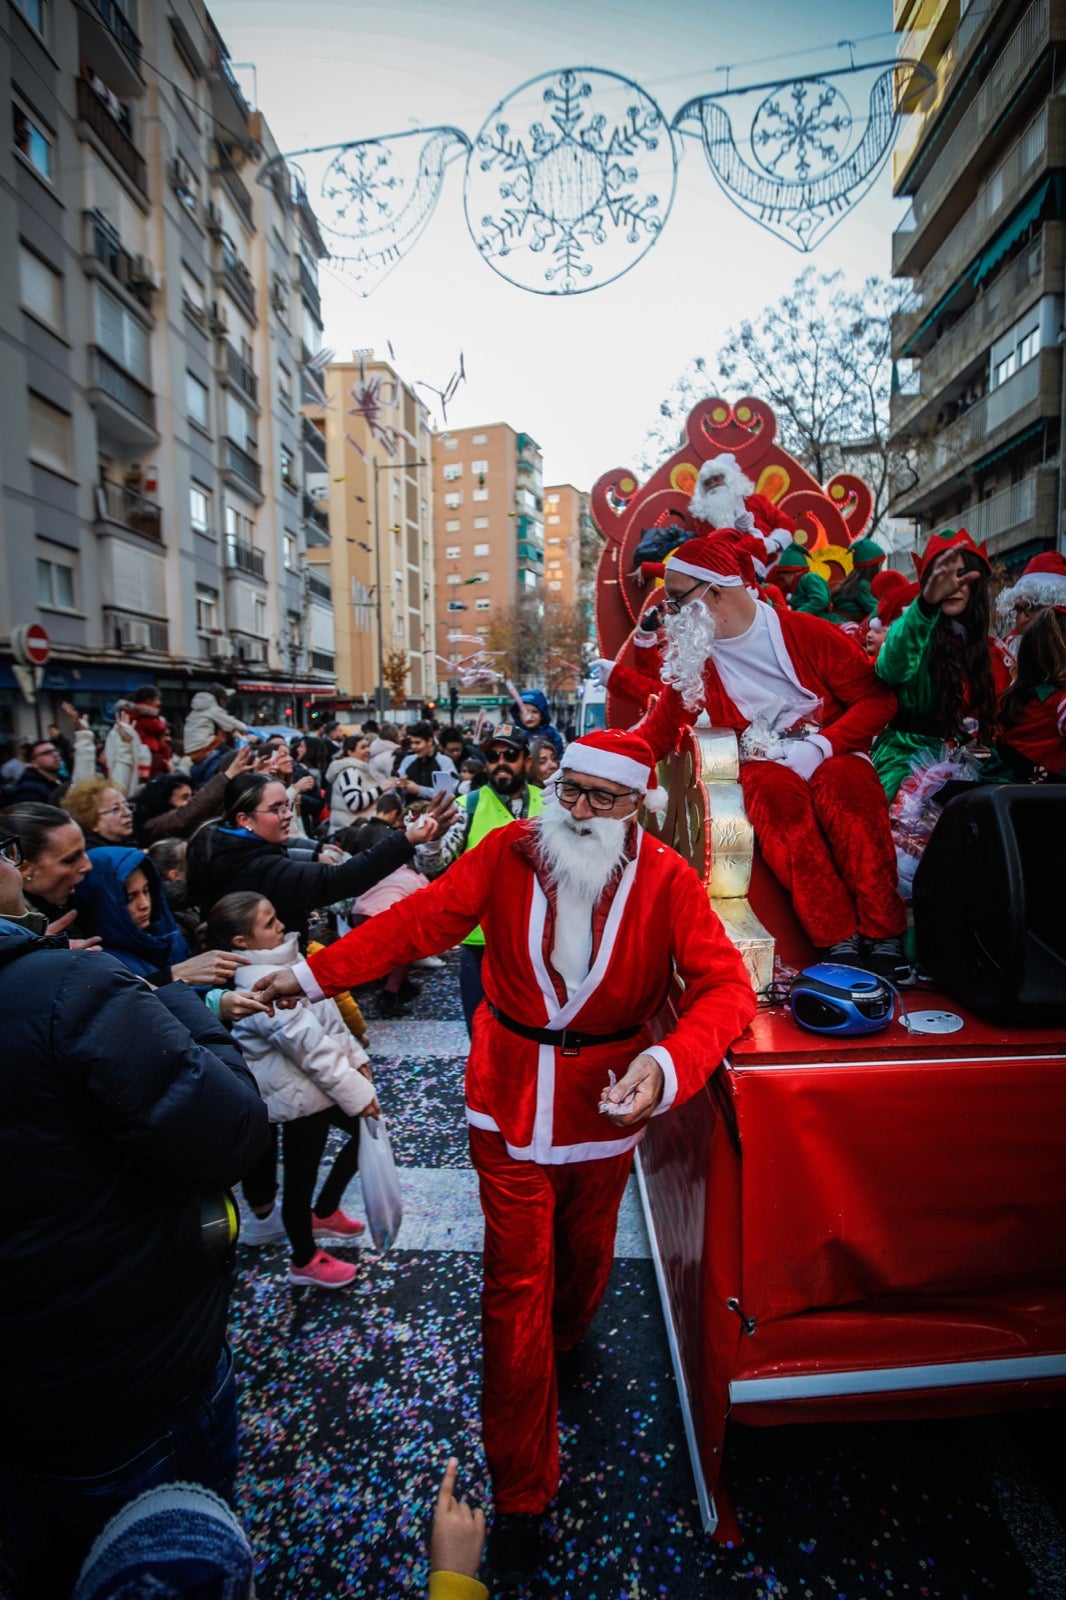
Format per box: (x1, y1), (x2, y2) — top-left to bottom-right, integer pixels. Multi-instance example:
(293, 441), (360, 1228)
(297, 819), (755, 1165)
(999, 687), (1066, 776)
(631, 604), (897, 762)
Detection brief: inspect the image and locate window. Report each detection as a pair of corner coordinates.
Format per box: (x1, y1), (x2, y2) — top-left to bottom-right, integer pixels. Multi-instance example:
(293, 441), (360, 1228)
(284, 532), (297, 568)
(253, 594), (267, 637)
(445, 545), (461, 558)
(519, 570), (538, 589)
(473, 542), (490, 556)
(546, 493), (559, 505)
(547, 514), (561, 524)
(443, 463), (462, 481)
(19, 246), (62, 332)
(97, 285), (149, 382)
(547, 536), (561, 545)
(13, 0), (45, 33)
(36, 547), (76, 609)
(13, 99), (53, 181)
(471, 460), (488, 475)
(278, 364), (292, 410)
(186, 371), (209, 429)
(471, 517), (490, 532)
(474, 570), (489, 583)
(475, 598), (491, 611)
(190, 483), (212, 535)
(195, 586), (218, 633)
(445, 491), (462, 508)
(441, 435), (458, 450)
(281, 443), (297, 489)
(472, 433), (487, 445)
(446, 573), (462, 585)
(226, 391), (256, 452)
(181, 266), (207, 321)
(28, 393), (72, 476)
(548, 580), (562, 591)
(445, 518), (461, 533)
(472, 488), (488, 501)
(447, 629), (462, 641)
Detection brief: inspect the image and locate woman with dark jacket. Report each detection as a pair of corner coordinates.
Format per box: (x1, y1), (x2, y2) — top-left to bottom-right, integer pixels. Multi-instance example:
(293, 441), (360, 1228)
(132, 744), (253, 846)
(0, 801), (91, 934)
(187, 773), (450, 943)
(0, 839), (270, 1600)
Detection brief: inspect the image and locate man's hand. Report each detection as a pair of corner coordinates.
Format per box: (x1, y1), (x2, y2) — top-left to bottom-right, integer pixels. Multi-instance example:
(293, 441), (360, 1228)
(224, 744), (255, 780)
(293, 775), (315, 794)
(68, 936), (103, 952)
(252, 967), (303, 1005)
(599, 1052), (664, 1127)
(170, 950), (249, 986)
(430, 1458), (485, 1579)
(219, 989), (274, 1023)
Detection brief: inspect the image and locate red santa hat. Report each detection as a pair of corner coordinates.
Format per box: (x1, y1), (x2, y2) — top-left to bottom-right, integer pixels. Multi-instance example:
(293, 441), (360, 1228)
(875, 575), (919, 627)
(914, 527), (990, 579)
(561, 729), (668, 816)
(996, 550), (1066, 617)
(666, 534), (747, 588)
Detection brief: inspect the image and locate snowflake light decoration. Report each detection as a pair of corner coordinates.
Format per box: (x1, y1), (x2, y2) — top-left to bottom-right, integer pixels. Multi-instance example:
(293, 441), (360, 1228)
(463, 67), (677, 295)
(347, 369), (400, 455)
(751, 80), (852, 183)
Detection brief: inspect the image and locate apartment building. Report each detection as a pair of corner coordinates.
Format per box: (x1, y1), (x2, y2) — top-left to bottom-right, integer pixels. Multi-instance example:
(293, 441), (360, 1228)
(308, 354), (436, 707)
(0, 0), (334, 743)
(887, 0), (1064, 568)
(432, 422), (544, 697)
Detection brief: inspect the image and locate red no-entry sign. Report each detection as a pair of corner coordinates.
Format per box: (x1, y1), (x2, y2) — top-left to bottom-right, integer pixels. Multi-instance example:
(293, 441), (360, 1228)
(12, 623), (51, 667)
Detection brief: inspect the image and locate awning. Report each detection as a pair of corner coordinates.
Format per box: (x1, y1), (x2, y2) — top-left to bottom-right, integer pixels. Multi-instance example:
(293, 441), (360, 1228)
(972, 420), (1044, 476)
(972, 178), (1052, 287)
(235, 681), (336, 695)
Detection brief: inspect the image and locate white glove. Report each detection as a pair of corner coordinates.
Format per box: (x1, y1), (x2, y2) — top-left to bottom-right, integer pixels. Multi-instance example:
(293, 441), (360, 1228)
(765, 527), (794, 557)
(771, 737), (826, 782)
(589, 659), (615, 688)
(734, 507), (756, 534)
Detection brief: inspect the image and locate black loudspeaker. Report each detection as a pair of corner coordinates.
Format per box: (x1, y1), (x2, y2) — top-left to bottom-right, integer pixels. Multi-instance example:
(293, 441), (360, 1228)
(913, 785), (1066, 1023)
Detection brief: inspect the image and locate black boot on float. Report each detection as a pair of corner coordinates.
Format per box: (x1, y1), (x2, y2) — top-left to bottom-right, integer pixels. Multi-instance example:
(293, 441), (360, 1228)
(487, 1512), (543, 1582)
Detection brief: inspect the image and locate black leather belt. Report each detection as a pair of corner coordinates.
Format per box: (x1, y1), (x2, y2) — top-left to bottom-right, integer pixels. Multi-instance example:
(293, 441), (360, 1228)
(487, 1002), (641, 1058)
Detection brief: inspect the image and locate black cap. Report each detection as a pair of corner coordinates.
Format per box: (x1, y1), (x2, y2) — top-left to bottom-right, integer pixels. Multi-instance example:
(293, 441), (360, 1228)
(480, 722), (530, 753)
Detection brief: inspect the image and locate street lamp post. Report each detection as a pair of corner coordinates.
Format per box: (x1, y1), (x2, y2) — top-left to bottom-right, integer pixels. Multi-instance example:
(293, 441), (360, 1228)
(372, 456), (431, 712)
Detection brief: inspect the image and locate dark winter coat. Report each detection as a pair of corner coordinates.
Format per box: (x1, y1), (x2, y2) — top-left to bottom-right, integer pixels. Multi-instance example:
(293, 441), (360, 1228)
(0, 919), (270, 1469)
(6, 765), (61, 805)
(188, 823), (415, 943)
(73, 846), (190, 978)
(509, 690), (565, 760)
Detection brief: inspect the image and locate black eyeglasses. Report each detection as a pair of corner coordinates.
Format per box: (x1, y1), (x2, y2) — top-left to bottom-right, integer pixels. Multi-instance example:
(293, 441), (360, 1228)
(557, 779), (638, 814)
(0, 835), (23, 866)
(483, 748), (524, 764)
(662, 581), (709, 615)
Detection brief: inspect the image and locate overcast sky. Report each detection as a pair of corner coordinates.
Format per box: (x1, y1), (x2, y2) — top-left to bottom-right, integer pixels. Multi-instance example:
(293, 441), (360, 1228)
(212, 0), (902, 489)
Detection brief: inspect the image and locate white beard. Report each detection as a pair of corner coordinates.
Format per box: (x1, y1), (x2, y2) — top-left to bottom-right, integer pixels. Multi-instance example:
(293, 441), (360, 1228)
(660, 601), (717, 712)
(533, 798), (630, 903)
(689, 472), (752, 530)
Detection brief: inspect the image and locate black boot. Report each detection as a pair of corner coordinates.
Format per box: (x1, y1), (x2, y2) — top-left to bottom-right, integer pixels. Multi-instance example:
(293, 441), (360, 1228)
(488, 1513), (543, 1582)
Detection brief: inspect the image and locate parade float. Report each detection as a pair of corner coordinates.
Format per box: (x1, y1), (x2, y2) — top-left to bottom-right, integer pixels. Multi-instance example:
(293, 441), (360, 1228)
(590, 397), (1066, 1538)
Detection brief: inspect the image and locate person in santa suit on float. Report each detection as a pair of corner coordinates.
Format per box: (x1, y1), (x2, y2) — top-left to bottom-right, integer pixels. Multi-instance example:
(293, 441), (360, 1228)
(598, 533), (908, 977)
(686, 452), (797, 580)
(250, 729), (756, 1583)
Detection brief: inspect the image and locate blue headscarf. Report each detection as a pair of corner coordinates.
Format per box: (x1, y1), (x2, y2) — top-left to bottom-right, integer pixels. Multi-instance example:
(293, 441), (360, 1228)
(74, 847), (190, 978)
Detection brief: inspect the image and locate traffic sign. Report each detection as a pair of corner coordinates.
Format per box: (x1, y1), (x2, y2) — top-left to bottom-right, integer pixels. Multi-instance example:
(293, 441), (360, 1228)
(11, 623), (51, 667)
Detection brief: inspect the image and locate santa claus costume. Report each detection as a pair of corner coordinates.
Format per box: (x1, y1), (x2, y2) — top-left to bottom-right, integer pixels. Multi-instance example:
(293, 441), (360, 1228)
(604, 535), (907, 963)
(996, 550), (1066, 667)
(285, 730), (755, 1536)
(997, 601), (1066, 780)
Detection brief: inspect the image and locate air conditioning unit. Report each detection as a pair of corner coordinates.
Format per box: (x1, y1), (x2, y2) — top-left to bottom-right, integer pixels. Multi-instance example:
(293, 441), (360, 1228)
(270, 278), (287, 314)
(169, 155), (193, 193)
(129, 254), (161, 290)
(209, 299), (229, 334)
(114, 617), (151, 650)
(206, 201), (224, 236)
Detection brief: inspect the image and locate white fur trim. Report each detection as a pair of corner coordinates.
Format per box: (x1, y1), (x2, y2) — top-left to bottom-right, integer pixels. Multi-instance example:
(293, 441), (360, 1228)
(643, 786), (669, 817)
(666, 557), (744, 587)
(561, 744), (651, 789)
(293, 957), (326, 1002)
(634, 630), (658, 648)
(465, 1107), (500, 1132)
(997, 574), (1066, 614)
(645, 1044), (678, 1115)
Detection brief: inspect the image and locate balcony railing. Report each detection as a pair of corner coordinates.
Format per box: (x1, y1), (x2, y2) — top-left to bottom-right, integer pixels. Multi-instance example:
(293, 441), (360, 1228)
(302, 414), (328, 464)
(307, 570), (333, 602)
(213, 140), (253, 228)
(918, 358), (1042, 477)
(302, 491), (329, 531)
(76, 77), (147, 197)
(92, 346), (155, 426)
(218, 239), (256, 318)
(297, 255), (321, 322)
(224, 438), (262, 491)
(88, 0), (142, 70)
(95, 476), (163, 540)
(218, 339), (257, 404)
(966, 477), (1038, 544)
(224, 535), (265, 578)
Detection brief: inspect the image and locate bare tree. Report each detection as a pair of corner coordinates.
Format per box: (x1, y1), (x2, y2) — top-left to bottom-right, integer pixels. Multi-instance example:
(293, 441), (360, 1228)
(644, 269), (919, 538)
(483, 593), (595, 692)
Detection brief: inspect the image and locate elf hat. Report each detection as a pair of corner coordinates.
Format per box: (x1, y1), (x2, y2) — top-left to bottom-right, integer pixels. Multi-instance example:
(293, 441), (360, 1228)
(774, 543), (811, 570)
(915, 527), (990, 579)
(996, 550), (1066, 617)
(848, 537), (886, 568)
(560, 729), (667, 816)
(666, 534), (747, 587)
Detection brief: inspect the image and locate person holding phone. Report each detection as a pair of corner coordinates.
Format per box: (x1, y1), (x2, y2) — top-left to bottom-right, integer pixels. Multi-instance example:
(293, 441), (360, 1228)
(397, 722), (458, 800)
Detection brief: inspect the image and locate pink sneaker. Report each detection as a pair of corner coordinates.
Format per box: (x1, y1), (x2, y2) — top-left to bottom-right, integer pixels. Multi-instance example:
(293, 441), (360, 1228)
(312, 1208), (366, 1239)
(289, 1249), (357, 1289)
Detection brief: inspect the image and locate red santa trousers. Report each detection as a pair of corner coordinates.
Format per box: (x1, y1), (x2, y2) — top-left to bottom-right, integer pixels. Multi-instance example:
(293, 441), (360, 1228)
(470, 1126), (634, 1513)
(741, 752), (906, 948)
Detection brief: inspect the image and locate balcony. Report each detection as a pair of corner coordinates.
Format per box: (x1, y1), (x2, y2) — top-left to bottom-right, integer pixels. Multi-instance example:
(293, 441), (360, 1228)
(213, 141), (254, 229)
(217, 242), (257, 321)
(209, 48), (251, 148)
(94, 477), (163, 541)
(78, 0), (142, 96)
(102, 607), (168, 652)
(223, 438), (262, 493)
(89, 346), (157, 445)
(217, 338), (257, 405)
(896, 349), (1059, 514)
(307, 569), (333, 602)
(964, 466), (1058, 555)
(297, 256), (322, 323)
(302, 413), (328, 466)
(75, 77), (147, 199)
(224, 536), (265, 578)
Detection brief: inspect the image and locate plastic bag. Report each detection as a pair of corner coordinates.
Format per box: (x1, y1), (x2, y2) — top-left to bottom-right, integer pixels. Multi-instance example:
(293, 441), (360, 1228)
(359, 1115), (403, 1252)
